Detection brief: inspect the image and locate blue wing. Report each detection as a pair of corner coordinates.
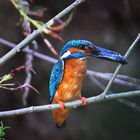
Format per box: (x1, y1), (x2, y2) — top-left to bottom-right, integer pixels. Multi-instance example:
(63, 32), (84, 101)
(49, 60), (64, 102)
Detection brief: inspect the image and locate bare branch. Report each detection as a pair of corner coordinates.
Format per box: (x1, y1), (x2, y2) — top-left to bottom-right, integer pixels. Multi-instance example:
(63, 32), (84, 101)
(87, 70), (140, 89)
(0, 90), (140, 118)
(0, 38), (57, 63)
(118, 99), (140, 112)
(89, 76), (140, 112)
(105, 73), (140, 83)
(0, 0), (86, 66)
(101, 34), (140, 96)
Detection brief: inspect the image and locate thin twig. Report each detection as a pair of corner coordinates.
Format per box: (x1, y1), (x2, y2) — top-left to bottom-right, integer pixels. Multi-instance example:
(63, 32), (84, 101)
(106, 73), (140, 83)
(101, 34), (140, 96)
(43, 37), (59, 58)
(22, 11), (33, 106)
(23, 45), (34, 105)
(0, 38), (57, 63)
(87, 70), (140, 89)
(0, 90), (140, 118)
(89, 76), (140, 112)
(0, 0), (86, 66)
(118, 99), (140, 112)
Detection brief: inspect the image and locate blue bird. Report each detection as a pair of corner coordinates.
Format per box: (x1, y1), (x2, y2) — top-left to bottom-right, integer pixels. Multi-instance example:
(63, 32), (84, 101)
(49, 40), (127, 128)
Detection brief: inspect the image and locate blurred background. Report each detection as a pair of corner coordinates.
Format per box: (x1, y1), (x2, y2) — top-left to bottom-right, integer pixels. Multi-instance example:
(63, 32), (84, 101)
(0, 0), (140, 139)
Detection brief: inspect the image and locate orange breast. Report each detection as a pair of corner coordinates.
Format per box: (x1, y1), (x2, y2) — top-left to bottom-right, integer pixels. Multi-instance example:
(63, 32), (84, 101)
(52, 58), (87, 103)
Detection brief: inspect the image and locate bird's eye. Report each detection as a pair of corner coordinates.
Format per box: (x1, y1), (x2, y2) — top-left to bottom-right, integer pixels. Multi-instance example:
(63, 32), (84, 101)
(85, 46), (89, 49)
(84, 46), (93, 50)
(80, 45), (93, 50)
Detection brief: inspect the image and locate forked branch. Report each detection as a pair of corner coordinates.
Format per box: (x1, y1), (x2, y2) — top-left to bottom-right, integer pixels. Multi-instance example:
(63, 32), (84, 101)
(102, 34), (140, 96)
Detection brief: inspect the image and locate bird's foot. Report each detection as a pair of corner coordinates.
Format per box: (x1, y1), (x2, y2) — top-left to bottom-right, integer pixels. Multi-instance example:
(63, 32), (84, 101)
(58, 101), (65, 110)
(80, 97), (87, 105)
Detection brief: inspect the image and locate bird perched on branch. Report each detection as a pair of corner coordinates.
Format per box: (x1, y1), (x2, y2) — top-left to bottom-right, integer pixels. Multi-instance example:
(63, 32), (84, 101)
(49, 40), (127, 128)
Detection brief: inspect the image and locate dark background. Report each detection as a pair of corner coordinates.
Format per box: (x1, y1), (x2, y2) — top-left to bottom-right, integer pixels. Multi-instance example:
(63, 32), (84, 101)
(0, 0), (140, 139)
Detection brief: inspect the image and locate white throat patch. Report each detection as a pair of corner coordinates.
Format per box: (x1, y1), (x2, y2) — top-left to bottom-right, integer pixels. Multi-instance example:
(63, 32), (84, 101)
(61, 51), (71, 59)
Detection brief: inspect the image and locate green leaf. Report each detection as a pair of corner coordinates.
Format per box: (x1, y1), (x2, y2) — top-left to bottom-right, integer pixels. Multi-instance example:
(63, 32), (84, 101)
(0, 74), (13, 84)
(0, 122), (9, 138)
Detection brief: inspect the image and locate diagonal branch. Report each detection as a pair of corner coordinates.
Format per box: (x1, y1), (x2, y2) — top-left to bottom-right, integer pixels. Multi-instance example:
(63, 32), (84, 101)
(89, 76), (140, 112)
(0, 38), (57, 63)
(0, 0), (86, 66)
(0, 90), (140, 118)
(101, 34), (140, 96)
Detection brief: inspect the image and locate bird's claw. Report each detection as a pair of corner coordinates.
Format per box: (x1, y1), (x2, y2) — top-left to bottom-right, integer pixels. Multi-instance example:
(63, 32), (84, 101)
(59, 101), (65, 110)
(81, 97), (87, 105)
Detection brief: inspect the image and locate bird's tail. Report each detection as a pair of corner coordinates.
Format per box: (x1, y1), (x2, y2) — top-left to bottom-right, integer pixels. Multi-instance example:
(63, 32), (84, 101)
(52, 108), (70, 129)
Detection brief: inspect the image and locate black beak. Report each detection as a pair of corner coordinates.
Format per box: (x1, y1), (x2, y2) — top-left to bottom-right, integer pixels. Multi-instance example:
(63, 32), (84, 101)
(88, 45), (128, 64)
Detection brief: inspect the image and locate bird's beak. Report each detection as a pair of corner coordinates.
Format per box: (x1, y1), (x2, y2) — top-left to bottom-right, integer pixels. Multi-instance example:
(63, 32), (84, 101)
(86, 45), (128, 64)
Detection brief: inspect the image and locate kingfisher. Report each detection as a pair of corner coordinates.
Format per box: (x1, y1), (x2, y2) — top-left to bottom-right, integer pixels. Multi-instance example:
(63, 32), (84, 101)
(49, 40), (127, 128)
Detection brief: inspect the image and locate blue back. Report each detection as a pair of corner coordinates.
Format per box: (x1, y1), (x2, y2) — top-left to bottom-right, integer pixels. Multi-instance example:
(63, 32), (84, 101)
(49, 59), (64, 102)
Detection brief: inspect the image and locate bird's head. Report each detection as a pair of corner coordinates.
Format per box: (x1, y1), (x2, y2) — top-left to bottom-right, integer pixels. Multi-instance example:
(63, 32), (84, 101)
(60, 40), (127, 64)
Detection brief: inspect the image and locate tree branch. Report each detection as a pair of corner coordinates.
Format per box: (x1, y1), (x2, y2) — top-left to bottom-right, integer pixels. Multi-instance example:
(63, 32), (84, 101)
(0, 0), (86, 66)
(0, 90), (140, 118)
(101, 34), (140, 96)
(89, 76), (140, 112)
(0, 37), (57, 63)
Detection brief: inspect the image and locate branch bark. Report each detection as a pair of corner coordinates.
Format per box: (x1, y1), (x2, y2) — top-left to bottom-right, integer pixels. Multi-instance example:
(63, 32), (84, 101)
(0, 0), (86, 66)
(101, 34), (140, 96)
(0, 90), (140, 118)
